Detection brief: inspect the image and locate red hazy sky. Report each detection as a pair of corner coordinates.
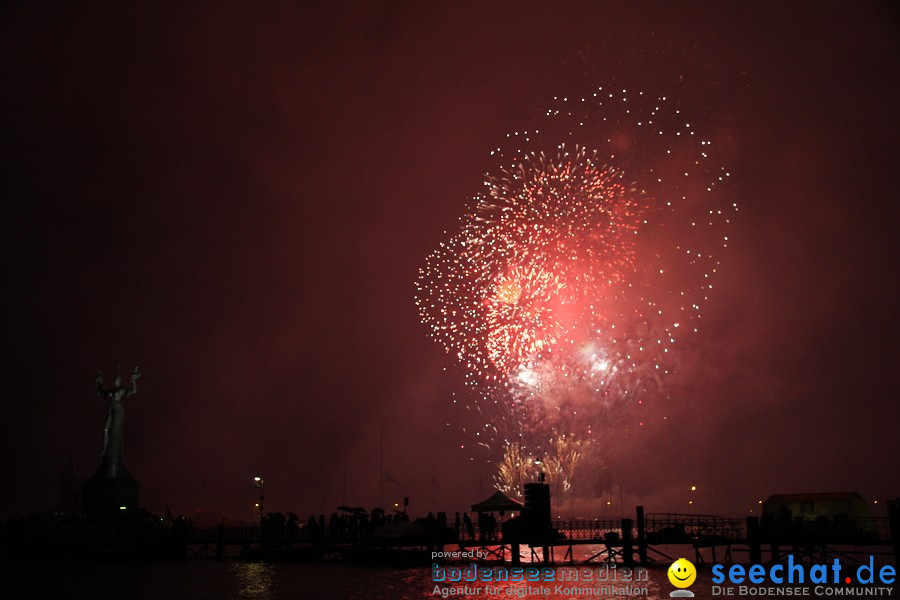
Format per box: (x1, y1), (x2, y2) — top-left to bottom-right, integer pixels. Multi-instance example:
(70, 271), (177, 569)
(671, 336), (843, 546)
(2, 1), (898, 522)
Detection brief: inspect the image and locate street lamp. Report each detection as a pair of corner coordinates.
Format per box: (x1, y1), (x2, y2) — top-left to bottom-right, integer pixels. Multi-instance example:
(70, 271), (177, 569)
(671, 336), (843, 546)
(534, 452), (545, 483)
(254, 474), (265, 523)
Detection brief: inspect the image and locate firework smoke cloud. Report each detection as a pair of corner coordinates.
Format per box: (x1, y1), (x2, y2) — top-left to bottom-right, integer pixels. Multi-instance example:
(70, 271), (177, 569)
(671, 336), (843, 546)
(416, 87), (734, 497)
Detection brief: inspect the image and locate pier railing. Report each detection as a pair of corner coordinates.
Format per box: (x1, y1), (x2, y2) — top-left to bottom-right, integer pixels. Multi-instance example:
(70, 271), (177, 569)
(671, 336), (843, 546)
(545, 514), (892, 545)
(551, 519), (625, 540)
(182, 515), (893, 549)
(188, 526), (259, 544)
(645, 513), (745, 540)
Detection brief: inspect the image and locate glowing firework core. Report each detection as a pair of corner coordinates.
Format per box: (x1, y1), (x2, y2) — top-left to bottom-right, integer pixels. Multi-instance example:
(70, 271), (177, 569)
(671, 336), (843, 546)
(440, 147), (647, 379)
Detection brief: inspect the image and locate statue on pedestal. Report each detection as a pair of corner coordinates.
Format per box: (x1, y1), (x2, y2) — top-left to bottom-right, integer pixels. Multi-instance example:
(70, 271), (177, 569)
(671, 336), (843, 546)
(84, 360), (143, 514)
(95, 361), (140, 462)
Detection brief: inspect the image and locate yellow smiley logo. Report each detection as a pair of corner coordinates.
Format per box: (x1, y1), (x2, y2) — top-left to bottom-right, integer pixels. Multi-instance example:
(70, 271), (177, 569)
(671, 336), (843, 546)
(668, 558), (697, 588)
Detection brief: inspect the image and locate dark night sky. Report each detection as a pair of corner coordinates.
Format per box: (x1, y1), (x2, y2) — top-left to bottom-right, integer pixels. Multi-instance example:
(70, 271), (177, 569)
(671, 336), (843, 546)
(2, 1), (898, 523)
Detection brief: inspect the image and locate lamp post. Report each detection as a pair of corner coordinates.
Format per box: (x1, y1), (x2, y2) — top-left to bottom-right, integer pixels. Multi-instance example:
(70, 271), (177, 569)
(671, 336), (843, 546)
(254, 475), (265, 524)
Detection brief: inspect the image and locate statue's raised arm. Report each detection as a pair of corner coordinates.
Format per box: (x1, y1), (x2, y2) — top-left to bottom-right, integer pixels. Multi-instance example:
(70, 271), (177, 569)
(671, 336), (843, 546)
(128, 366), (140, 397)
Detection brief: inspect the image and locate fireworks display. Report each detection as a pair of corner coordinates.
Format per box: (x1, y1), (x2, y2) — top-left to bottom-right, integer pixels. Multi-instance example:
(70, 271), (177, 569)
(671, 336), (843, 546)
(416, 87), (734, 498)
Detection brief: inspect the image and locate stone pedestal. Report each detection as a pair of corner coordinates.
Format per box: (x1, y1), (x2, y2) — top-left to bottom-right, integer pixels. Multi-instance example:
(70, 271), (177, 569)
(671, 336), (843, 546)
(82, 460), (140, 515)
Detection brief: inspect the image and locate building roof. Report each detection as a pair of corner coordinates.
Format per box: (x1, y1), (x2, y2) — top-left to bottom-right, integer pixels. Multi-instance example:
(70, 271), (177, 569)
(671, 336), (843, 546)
(471, 490), (525, 513)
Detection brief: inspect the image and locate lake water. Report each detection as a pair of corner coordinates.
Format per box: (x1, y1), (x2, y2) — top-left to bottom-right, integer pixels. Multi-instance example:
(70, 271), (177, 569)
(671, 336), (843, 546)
(2, 560), (693, 600)
(3, 545), (894, 599)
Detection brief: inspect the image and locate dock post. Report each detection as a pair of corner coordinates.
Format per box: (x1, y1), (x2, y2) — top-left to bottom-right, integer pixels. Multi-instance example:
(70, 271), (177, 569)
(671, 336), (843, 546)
(216, 523), (225, 561)
(636, 506), (648, 566)
(746, 516), (761, 565)
(621, 518), (634, 566)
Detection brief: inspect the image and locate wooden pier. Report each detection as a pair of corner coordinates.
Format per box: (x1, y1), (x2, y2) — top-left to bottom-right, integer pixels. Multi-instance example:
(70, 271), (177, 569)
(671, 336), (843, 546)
(453, 505), (898, 567)
(171, 500), (900, 565)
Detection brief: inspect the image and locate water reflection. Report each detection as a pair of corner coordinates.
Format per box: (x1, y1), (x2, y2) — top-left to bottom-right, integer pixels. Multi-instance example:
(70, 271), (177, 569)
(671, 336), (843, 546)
(231, 562), (278, 599)
(0, 557), (710, 600)
(420, 565), (672, 600)
(222, 550), (702, 599)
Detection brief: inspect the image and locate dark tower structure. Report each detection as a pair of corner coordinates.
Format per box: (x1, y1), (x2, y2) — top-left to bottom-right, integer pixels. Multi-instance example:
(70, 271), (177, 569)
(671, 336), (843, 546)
(523, 482), (552, 541)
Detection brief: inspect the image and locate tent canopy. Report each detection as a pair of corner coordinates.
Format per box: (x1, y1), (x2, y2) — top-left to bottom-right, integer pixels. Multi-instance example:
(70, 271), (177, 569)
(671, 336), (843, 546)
(471, 490), (524, 513)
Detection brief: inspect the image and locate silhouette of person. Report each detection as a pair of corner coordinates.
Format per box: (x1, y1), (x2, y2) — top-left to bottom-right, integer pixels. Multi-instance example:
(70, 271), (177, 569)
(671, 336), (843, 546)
(463, 512), (474, 540)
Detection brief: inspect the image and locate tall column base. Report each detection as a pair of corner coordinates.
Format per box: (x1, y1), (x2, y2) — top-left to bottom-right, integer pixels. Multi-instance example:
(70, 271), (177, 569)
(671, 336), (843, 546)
(82, 460), (140, 516)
